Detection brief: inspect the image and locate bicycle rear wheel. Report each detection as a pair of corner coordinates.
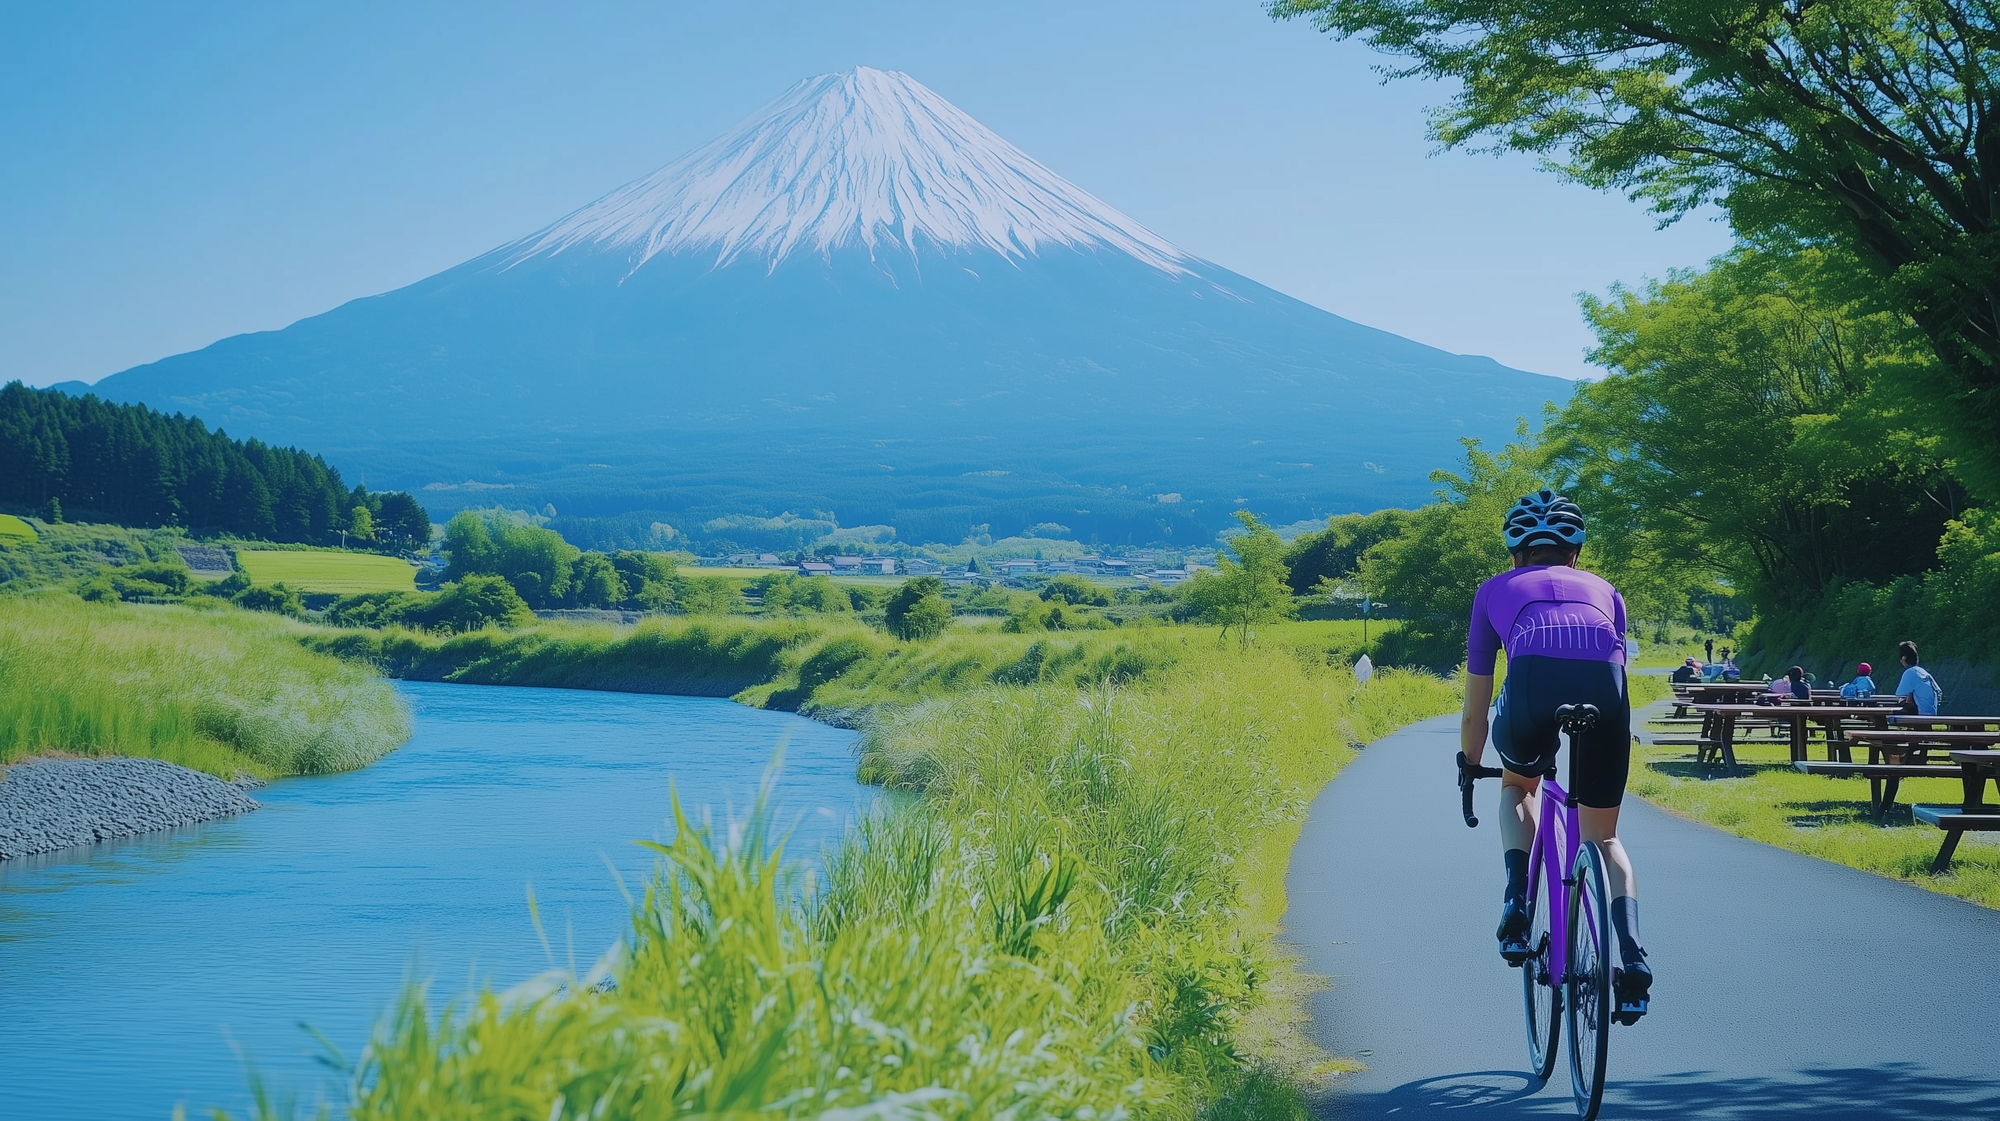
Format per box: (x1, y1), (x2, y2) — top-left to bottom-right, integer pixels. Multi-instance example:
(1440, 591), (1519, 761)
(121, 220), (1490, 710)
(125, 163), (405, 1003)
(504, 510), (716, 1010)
(1565, 841), (1613, 1119)
(1522, 857), (1560, 1081)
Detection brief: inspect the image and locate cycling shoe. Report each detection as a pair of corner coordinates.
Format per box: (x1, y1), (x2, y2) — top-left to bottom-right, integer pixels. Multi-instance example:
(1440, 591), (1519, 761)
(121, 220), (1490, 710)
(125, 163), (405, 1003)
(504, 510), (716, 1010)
(1613, 958), (1652, 1025)
(1496, 896), (1532, 965)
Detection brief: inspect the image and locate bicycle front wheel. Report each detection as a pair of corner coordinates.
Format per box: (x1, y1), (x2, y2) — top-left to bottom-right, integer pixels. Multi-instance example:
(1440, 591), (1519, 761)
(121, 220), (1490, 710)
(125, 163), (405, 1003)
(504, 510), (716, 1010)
(1565, 841), (1613, 1119)
(1522, 859), (1560, 1081)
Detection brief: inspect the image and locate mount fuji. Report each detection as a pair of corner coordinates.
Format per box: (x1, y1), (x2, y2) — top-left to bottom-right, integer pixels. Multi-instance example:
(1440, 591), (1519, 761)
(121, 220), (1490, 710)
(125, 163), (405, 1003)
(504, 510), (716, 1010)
(77, 67), (1570, 548)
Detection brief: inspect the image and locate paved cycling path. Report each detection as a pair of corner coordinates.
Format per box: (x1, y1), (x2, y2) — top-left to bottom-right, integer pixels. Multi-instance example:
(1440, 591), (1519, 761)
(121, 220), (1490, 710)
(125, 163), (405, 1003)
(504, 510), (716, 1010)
(1285, 707), (2000, 1119)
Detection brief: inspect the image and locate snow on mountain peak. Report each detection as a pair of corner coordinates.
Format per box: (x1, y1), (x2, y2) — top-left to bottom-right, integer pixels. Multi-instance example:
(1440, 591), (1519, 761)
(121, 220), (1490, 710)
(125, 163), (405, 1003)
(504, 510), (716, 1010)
(503, 67), (1191, 274)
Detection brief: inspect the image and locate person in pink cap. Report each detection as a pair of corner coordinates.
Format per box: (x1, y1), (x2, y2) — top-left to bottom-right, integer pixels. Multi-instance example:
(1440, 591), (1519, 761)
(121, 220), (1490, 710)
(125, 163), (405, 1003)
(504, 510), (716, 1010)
(1840, 662), (1877, 700)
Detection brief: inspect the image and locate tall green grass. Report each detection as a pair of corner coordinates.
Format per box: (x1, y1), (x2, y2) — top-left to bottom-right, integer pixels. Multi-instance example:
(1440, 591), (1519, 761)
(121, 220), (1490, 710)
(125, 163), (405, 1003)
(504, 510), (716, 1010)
(258, 645), (1458, 1120)
(0, 593), (409, 777)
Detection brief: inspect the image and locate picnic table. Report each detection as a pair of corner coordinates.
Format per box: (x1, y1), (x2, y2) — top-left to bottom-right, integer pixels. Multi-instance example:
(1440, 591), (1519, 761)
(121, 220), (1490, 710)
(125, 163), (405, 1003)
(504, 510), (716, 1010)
(1910, 745), (2000, 871)
(1671, 681), (1770, 716)
(1790, 725), (2000, 826)
(1891, 715), (2000, 730)
(1688, 703), (1896, 771)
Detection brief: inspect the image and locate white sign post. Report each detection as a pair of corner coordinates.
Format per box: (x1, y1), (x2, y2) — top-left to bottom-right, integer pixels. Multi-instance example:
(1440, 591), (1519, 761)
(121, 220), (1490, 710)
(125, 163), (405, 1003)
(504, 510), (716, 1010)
(1354, 653), (1374, 686)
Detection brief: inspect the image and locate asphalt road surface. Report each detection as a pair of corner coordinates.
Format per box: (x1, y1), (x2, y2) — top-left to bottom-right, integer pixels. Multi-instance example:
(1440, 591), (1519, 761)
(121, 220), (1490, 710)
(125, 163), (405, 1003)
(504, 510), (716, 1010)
(1285, 709), (2000, 1119)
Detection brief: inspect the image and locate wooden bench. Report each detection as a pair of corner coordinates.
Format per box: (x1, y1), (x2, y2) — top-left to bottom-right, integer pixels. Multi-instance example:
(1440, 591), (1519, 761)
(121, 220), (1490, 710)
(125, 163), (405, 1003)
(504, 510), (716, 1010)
(1913, 804), (2000, 872)
(1792, 760), (1959, 818)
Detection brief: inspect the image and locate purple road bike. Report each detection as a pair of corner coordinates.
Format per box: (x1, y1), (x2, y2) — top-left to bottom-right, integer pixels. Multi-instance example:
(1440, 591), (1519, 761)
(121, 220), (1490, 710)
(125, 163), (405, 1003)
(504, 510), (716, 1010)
(1457, 704), (1615, 1119)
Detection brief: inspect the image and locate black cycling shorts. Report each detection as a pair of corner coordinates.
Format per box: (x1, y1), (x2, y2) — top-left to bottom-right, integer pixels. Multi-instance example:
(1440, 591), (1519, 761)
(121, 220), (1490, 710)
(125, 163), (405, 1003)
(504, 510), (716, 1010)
(1492, 655), (1631, 809)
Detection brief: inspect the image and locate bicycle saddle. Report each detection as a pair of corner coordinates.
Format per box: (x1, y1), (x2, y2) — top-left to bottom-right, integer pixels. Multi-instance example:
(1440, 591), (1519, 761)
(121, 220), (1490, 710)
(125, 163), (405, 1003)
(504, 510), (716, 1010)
(1556, 703), (1600, 734)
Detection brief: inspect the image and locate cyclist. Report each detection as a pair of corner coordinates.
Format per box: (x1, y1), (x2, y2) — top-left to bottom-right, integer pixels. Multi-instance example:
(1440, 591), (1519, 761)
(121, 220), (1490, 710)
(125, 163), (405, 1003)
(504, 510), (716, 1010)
(1460, 489), (1650, 1020)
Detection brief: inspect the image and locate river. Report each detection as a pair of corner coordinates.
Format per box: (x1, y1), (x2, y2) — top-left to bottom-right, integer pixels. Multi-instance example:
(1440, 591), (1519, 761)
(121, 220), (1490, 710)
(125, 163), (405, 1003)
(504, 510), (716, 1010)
(0, 682), (872, 1120)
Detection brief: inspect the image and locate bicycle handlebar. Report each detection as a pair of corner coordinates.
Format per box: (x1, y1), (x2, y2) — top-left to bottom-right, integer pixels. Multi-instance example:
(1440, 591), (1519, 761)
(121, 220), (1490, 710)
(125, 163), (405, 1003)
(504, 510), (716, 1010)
(1456, 750), (1504, 828)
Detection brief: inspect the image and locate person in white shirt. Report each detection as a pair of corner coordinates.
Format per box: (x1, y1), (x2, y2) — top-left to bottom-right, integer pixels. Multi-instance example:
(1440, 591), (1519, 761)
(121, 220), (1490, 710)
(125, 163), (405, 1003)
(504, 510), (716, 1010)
(1894, 641), (1944, 716)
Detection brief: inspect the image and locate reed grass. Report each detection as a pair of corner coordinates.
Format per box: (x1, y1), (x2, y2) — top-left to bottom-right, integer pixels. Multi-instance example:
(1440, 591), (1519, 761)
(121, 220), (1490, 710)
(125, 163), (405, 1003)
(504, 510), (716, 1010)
(241, 642), (1458, 1120)
(0, 592), (409, 777)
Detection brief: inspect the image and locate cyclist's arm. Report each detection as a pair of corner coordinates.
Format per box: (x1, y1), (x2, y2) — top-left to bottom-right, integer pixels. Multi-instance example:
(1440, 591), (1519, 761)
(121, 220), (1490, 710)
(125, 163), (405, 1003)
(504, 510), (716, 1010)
(1462, 672), (1495, 766)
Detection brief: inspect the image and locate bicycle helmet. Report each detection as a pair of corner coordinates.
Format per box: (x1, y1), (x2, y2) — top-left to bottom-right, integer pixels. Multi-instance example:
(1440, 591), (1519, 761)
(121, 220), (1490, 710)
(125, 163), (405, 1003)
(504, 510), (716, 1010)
(1502, 488), (1586, 552)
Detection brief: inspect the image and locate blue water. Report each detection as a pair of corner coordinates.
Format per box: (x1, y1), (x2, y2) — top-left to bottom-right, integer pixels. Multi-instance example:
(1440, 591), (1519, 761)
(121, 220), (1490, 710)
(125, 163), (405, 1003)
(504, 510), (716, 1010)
(0, 682), (871, 1120)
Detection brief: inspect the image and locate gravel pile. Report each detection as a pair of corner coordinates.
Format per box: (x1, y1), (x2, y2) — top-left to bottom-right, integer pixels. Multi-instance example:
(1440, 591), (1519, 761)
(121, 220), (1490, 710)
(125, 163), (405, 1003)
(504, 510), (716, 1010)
(0, 757), (262, 860)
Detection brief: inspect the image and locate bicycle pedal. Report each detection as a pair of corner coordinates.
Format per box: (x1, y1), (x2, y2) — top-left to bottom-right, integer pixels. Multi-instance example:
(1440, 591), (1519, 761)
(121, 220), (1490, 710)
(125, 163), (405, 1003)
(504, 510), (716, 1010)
(1614, 999), (1648, 1026)
(1499, 942), (1532, 966)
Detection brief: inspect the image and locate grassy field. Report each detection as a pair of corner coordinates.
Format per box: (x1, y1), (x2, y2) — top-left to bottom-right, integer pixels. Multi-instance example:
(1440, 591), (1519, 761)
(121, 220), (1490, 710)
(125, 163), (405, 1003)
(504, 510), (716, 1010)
(236, 549), (416, 593)
(280, 636), (1460, 1121)
(1634, 709), (2000, 908)
(0, 513), (38, 542)
(687, 565), (803, 579)
(0, 593), (409, 777)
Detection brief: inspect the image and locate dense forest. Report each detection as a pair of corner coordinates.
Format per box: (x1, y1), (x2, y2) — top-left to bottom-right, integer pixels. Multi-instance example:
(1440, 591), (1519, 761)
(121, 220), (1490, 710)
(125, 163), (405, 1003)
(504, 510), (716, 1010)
(0, 382), (429, 548)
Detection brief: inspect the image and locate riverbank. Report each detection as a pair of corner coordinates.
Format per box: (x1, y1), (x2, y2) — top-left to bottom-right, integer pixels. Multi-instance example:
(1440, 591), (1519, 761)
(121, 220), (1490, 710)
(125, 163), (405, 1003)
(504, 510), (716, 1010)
(0, 756), (261, 860)
(299, 638), (1461, 1121)
(300, 615), (1379, 721)
(1, 593), (410, 779)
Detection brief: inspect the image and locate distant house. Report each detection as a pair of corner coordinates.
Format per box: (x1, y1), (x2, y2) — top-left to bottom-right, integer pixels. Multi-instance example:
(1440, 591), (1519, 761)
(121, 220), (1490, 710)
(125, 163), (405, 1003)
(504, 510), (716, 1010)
(831, 556), (863, 572)
(1043, 561), (1075, 574)
(1099, 559), (1131, 575)
(1151, 569), (1190, 586)
(862, 557), (897, 575)
(755, 553), (784, 567)
(798, 561), (834, 576)
(1073, 554), (1105, 571)
(999, 559), (1039, 576)
(903, 557), (941, 575)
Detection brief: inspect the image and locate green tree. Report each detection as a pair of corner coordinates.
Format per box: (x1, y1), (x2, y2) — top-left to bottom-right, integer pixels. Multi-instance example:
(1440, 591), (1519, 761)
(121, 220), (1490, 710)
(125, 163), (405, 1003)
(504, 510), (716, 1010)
(373, 492), (432, 550)
(442, 510), (581, 608)
(1358, 439), (1547, 667)
(677, 576), (741, 615)
(349, 505), (375, 543)
(1547, 246), (1961, 614)
(1273, 0), (2000, 500)
(1180, 511), (1296, 648)
(610, 550), (678, 610)
(1282, 508), (1415, 594)
(570, 552), (627, 609)
(792, 576), (854, 614)
(886, 576), (953, 640)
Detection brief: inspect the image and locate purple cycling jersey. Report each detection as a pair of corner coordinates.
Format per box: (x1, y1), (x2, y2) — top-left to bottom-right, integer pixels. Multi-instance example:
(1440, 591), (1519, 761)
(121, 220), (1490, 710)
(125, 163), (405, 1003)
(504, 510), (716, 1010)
(1467, 565), (1628, 676)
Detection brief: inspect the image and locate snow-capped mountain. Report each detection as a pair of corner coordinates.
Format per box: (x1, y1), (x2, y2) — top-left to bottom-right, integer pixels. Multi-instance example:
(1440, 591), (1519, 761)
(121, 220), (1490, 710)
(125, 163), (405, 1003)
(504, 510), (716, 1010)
(506, 67), (1189, 274)
(77, 68), (1570, 545)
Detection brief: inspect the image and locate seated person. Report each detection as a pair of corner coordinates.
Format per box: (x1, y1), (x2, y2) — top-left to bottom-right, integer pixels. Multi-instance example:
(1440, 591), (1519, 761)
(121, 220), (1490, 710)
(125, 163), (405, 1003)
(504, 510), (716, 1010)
(1762, 666), (1809, 703)
(1721, 654), (1741, 680)
(1839, 662), (1876, 699)
(1671, 657), (1700, 684)
(1895, 642), (1944, 715)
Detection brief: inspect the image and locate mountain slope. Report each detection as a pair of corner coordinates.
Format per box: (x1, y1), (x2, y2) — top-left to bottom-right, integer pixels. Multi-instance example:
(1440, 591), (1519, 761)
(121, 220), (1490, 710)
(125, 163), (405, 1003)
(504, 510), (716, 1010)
(78, 68), (1571, 547)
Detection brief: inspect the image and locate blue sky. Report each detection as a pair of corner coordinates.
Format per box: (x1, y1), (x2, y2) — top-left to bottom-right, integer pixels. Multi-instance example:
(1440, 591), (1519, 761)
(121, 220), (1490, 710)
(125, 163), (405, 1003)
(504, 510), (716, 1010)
(0, 0), (1732, 387)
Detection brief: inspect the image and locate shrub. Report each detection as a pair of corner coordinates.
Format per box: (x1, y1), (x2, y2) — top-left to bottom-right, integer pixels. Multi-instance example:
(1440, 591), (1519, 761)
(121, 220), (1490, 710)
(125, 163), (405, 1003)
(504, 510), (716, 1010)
(886, 576), (953, 639)
(1040, 574), (1112, 606)
(233, 582), (303, 616)
(416, 575), (534, 632)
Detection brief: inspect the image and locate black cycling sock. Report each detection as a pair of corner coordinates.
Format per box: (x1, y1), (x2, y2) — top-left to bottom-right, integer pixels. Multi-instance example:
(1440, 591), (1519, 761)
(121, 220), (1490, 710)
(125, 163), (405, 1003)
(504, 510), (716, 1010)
(1611, 896), (1645, 964)
(1503, 848), (1529, 904)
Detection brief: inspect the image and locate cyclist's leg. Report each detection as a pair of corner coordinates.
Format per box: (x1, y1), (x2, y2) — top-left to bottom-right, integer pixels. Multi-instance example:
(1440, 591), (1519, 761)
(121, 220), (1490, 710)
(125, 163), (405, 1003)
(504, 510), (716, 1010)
(1492, 664), (1558, 959)
(1571, 663), (1649, 1015)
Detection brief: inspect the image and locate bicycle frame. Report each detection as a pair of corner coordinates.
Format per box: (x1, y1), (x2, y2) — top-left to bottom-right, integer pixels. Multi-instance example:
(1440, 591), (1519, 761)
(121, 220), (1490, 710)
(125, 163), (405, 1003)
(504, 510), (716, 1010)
(1525, 773), (1585, 991)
